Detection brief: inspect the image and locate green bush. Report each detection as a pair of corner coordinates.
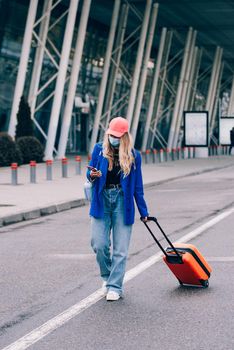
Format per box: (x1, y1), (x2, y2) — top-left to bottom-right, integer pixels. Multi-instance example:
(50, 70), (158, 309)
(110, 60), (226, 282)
(16, 136), (44, 164)
(0, 132), (23, 166)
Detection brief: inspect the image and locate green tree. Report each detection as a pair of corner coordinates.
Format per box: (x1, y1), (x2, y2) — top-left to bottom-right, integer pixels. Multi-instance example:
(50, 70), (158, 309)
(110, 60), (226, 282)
(15, 96), (34, 139)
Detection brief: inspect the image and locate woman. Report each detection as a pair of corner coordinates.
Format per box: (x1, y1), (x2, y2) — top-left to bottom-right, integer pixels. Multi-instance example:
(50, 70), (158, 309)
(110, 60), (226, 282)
(87, 117), (149, 301)
(229, 127), (234, 155)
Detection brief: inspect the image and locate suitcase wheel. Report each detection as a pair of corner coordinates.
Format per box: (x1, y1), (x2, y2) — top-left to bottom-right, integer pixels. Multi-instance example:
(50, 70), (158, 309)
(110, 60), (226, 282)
(200, 279), (209, 288)
(178, 279), (209, 288)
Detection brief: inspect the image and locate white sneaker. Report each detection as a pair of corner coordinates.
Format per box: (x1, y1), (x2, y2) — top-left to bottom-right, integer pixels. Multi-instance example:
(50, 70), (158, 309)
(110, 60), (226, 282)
(102, 281), (107, 294)
(106, 291), (121, 301)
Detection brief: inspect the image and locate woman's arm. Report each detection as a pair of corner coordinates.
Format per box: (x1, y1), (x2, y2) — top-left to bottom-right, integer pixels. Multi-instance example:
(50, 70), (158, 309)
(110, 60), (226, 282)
(134, 152), (149, 218)
(86, 144), (102, 181)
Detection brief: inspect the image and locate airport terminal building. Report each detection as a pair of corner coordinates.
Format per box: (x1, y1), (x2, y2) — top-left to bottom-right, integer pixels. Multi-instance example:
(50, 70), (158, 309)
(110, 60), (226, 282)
(0, 0), (234, 158)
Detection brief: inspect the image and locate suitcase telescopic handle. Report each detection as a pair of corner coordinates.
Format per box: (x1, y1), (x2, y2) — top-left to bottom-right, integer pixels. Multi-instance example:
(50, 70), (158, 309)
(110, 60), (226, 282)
(141, 217), (181, 259)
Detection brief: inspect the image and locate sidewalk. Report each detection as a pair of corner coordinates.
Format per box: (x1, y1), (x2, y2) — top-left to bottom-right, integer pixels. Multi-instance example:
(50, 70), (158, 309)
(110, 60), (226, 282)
(0, 155), (233, 226)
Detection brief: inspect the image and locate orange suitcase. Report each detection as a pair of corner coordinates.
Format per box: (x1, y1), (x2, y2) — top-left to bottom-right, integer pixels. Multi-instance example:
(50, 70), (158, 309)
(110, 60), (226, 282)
(142, 217), (212, 288)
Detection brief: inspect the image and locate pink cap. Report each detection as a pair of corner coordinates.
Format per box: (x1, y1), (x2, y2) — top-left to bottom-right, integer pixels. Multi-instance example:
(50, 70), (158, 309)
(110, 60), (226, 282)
(106, 117), (129, 138)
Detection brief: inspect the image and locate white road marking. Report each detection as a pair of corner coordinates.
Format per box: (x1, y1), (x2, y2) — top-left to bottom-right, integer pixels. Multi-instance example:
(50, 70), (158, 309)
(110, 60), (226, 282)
(49, 253), (94, 260)
(176, 207), (234, 244)
(206, 257), (234, 262)
(2, 206), (234, 350)
(154, 189), (187, 192)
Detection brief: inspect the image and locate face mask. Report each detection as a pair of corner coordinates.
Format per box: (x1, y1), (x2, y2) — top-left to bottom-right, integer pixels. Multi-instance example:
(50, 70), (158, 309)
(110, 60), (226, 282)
(109, 135), (120, 147)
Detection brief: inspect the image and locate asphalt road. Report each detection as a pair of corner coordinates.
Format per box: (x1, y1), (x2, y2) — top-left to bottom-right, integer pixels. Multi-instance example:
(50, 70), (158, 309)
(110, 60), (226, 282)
(0, 165), (234, 350)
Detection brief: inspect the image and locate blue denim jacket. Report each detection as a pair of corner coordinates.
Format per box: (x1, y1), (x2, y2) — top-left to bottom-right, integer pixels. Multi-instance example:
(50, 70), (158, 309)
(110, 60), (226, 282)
(87, 143), (149, 225)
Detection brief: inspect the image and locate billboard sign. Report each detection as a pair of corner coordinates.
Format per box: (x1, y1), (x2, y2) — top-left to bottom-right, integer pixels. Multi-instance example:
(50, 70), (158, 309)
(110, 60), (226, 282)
(184, 111), (209, 147)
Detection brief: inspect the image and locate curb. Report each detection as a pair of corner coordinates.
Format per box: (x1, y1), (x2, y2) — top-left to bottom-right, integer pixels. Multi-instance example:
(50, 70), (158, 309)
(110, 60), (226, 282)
(0, 163), (233, 227)
(0, 198), (87, 227)
(144, 164), (234, 189)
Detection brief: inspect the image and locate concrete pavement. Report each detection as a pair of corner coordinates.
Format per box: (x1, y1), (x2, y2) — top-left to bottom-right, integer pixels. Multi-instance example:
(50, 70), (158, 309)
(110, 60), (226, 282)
(0, 154), (233, 226)
(1, 163), (234, 349)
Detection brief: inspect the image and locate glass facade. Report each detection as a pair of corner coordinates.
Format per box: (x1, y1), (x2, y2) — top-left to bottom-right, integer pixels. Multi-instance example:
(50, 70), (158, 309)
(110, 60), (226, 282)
(0, 0), (146, 152)
(0, 1), (111, 152)
(0, 1), (226, 153)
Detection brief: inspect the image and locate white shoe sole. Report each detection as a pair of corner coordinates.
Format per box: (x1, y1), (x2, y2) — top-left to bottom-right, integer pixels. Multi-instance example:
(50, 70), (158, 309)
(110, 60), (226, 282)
(106, 292), (121, 301)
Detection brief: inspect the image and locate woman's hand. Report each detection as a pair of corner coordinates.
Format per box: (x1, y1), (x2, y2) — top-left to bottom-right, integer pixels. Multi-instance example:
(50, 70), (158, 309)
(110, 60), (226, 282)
(141, 216), (148, 222)
(90, 169), (102, 178)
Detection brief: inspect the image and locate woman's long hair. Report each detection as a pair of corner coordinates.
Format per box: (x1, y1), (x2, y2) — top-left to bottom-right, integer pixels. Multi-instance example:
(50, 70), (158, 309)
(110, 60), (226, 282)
(103, 132), (134, 177)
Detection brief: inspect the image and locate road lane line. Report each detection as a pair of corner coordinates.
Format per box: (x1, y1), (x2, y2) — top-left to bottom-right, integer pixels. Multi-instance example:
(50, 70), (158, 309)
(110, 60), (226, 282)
(206, 257), (234, 262)
(2, 206), (234, 350)
(176, 207), (234, 244)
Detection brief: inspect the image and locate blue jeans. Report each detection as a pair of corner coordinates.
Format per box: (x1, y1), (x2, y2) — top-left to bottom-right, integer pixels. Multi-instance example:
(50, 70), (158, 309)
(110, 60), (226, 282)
(91, 188), (132, 294)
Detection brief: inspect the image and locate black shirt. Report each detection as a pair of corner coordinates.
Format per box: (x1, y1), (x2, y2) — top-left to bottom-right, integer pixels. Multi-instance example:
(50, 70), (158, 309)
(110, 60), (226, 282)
(106, 149), (121, 185)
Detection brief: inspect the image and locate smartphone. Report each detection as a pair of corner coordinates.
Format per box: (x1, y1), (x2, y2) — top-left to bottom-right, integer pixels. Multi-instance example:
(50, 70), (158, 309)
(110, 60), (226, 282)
(87, 165), (97, 171)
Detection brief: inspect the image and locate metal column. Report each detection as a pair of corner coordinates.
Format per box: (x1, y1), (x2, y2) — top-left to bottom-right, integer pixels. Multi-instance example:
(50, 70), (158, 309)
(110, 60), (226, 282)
(195, 48), (222, 157)
(44, 0), (79, 160)
(141, 27), (167, 152)
(8, 0), (39, 137)
(57, 0), (92, 159)
(28, 0), (52, 116)
(189, 48), (203, 110)
(210, 61), (224, 134)
(89, 0), (121, 154)
(104, 3), (129, 129)
(131, 3), (159, 144)
(126, 0), (152, 126)
(150, 30), (173, 148)
(167, 27), (193, 150)
(172, 30), (197, 149)
(227, 75), (234, 116)
(205, 47), (220, 113)
(209, 48), (223, 125)
(184, 46), (198, 111)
